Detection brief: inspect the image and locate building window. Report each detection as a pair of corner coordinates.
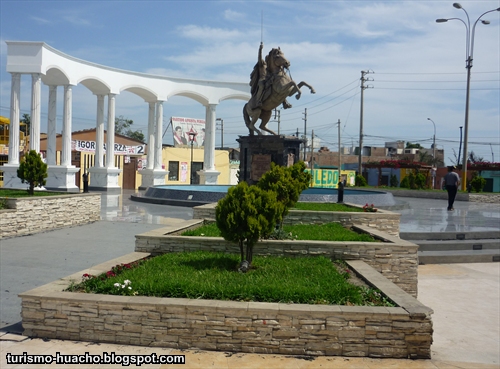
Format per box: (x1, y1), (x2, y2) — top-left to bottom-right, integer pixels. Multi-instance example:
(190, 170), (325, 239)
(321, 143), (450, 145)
(168, 161), (179, 181)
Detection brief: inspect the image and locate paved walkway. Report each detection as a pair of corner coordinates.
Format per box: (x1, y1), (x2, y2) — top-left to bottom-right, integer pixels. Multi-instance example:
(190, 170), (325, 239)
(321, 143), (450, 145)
(1, 191), (499, 368)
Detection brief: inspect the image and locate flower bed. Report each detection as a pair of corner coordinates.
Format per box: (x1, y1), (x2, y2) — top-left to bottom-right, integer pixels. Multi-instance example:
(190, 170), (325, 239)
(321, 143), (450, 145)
(19, 252), (433, 359)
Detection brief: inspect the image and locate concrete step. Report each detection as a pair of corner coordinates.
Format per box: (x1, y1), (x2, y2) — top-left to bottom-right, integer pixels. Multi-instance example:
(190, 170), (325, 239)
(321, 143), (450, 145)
(419, 249), (500, 264)
(411, 239), (500, 252)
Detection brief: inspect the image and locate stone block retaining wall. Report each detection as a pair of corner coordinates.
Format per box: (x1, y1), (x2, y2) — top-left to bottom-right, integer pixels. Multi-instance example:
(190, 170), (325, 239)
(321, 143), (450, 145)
(193, 203), (401, 237)
(19, 253), (432, 359)
(0, 193), (101, 239)
(135, 221), (418, 297)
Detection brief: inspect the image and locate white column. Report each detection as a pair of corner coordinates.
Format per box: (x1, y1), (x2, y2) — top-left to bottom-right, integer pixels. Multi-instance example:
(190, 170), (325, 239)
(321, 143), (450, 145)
(147, 102), (155, 170)
(46, 85), (57, 166)
(204, 104), (216, 171)
(154, 101), (163, 170)
(95, 94), (105, 167)
(30, 73), (41, 153)
(8, 73), (21, 165)
(61, 85), (73, 166)
(199, 103), (220, 184)
(106, 94), (116, 168)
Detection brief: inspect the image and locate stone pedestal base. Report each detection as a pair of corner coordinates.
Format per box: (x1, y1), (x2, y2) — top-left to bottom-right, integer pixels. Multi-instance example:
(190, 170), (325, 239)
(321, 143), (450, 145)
(198, 170), (220, 185)
(88, 167), (122, 192)
(237, 135), (304, 185)
(138, 169), (168, 190)
(1, 164), (26, 189)
(45, 165), (80, 192)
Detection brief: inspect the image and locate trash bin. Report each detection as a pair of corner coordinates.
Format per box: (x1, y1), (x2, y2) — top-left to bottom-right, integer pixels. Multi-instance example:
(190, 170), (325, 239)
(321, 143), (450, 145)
(337, 181), (344, 203)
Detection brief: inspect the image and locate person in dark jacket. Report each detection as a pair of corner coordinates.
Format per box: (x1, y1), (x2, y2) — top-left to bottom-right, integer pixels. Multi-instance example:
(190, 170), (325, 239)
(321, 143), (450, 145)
(442, 166), (460, 211)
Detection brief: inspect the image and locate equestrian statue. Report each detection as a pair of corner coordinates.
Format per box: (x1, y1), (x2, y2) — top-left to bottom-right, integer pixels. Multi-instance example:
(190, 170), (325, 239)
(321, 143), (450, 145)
(243, 42), (315, 135)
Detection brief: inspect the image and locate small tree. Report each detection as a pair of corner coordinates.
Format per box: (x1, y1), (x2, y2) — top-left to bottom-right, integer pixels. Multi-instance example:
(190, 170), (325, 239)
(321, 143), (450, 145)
(215, 182), (281, 272)
(470, 174), (486, 193)
(256, 161), (311, 229)
(390, 174), (399, 187)
(17, 150), (48, 195)
(355, 174), (367, 186)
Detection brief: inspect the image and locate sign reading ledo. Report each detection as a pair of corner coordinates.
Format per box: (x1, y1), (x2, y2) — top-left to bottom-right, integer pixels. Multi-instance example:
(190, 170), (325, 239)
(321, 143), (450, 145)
(171, 117), (205, 148)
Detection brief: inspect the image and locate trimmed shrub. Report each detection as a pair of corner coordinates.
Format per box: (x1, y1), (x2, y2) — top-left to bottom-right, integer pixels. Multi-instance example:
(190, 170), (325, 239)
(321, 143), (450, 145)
(17, 150), (48, 195)
(355, 174), (367, 187)
(470, 175), (486, 193)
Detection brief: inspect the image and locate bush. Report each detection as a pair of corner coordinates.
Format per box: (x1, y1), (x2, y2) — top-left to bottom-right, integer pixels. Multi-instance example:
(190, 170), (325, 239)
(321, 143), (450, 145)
(390, 174), (399, 187)
(256, 161), (311, 228)
(17, 150), (48, 195)
(355, 174), (367, 186)
(415, 173), (426, 189)
(470, 175), (486, 193)
(400, 175), (411, 189)
(215, 182), (282, 270)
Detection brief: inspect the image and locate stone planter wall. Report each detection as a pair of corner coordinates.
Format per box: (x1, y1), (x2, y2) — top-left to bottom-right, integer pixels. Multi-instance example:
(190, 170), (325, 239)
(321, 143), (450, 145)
(0, 193), (101, 239)
(19, 252), (432, 359)
(135, 221), (418, 297)
(193, 203), (401, 237)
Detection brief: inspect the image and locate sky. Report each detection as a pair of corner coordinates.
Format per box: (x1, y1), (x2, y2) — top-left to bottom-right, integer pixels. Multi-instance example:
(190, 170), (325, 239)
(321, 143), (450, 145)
(0, 0), (499, 166)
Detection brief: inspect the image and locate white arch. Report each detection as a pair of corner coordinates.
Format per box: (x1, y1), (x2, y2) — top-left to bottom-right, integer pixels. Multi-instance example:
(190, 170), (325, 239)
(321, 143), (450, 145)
(4, 41), (251, 191)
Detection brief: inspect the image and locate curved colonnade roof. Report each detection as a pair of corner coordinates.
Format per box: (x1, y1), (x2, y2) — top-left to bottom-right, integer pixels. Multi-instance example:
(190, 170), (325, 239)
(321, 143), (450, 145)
(5, 41), (251, 105)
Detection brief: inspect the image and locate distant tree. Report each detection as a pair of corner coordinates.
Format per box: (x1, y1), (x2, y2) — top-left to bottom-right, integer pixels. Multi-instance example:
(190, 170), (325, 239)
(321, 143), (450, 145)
(17, 150), (47, 195)
(406, 142), (423, 149)
(20, 113), (30, 136)
(115, 116), (145, 143)
(468, 151), (484, 164)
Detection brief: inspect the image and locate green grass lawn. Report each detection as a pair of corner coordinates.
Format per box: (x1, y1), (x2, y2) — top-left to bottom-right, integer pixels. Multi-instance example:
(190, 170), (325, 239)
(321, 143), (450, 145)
(182, 221), (376, 242)
(293, 202), (364, 212)
(68, 251), (394, 307)
(0, 189), (65, 198)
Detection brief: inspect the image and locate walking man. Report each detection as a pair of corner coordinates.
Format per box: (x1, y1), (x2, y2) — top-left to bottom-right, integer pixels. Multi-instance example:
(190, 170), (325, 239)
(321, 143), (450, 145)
(443, 166), (460, 211)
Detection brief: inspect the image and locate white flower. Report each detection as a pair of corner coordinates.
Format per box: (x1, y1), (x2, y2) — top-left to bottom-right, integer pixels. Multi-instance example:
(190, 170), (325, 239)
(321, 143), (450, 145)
(124, 280), (131, 285)
(114, 283), (120, 288)
(128, 286), (132, 290)
(121, 285), (126, 289)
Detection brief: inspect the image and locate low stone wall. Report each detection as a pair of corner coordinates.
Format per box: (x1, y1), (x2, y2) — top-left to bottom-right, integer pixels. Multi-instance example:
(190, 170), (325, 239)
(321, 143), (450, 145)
(469, 193), (500, 203)
(135, 221), (418, 297)
(19, 253), (433, 359)
(0, 193), (101, 239)
(193, 203), (401, 237)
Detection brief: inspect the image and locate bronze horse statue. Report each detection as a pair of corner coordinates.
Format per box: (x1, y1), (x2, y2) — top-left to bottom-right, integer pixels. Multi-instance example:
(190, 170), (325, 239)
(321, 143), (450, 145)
(243, 46), (315, 135)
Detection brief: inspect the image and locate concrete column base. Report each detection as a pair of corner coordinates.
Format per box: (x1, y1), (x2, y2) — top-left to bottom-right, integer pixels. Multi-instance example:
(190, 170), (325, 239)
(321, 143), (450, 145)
(139, 169), (168, 189)
(45, 166), (80, 192)
(198, 169), (220, 185)
(1, 164), (26, 190)
(88, 167), (122, 192)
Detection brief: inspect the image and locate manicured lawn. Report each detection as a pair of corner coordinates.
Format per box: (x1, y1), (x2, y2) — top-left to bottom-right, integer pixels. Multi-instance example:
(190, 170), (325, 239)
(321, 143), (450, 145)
(293, 202), (364, 212)
(0, 189), (65, 197)
(182, 221), (376, 242)
(68, 251), (393, 307)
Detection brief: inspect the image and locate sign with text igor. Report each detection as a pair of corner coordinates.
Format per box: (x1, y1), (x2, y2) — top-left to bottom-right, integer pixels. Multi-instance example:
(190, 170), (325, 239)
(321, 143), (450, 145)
(171, 116), (205, 147)
(72, 140), (145, 155)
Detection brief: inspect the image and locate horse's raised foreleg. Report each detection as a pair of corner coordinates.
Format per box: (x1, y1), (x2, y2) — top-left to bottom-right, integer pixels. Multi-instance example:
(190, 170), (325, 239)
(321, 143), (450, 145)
(297, 81), (316, 94)
(258, 110), (276, 135)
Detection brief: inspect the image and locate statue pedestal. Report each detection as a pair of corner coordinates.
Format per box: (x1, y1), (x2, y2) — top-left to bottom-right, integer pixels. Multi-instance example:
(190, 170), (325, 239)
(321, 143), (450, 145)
(237, 135), (303, 185)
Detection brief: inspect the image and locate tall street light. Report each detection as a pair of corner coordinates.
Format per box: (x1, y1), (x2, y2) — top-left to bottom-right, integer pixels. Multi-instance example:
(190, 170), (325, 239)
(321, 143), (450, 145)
(188, 131), (197, 184)
(427, 118), (437, 189)
(436, 3), (500, 191)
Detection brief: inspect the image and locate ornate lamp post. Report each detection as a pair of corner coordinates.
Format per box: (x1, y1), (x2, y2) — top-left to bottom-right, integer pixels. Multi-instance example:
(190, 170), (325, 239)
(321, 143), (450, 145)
(436, 3), (500, 191)
(188, 131), (197, 184)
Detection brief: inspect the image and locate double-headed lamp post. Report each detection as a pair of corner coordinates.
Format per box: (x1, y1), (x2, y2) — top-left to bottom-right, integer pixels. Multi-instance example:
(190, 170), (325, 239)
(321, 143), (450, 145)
(427, 118), (437, 189)
(188, 132), (197, 184)
(436, 3), (500, 191)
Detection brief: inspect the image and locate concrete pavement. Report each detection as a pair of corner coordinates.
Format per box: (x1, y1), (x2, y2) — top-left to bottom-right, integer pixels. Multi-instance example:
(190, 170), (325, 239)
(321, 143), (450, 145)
(1, 191), (499, 368)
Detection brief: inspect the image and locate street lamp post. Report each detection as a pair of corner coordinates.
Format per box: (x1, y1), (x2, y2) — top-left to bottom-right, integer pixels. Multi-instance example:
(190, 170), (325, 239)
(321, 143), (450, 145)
(188, 132), (197, 184)
(436, 3), (500, 191)
(427, 118), (437, 189)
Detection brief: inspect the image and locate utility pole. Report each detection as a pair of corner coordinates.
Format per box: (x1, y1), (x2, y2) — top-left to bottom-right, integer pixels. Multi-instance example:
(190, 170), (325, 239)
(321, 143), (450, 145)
(358, 70), (373, 175)
(274, 109), (281, 135)
(457, 126), (463, 167)
(216, 118), (224, 149)
(337, 119), (341, 172)
(303, 108), (307, 161)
